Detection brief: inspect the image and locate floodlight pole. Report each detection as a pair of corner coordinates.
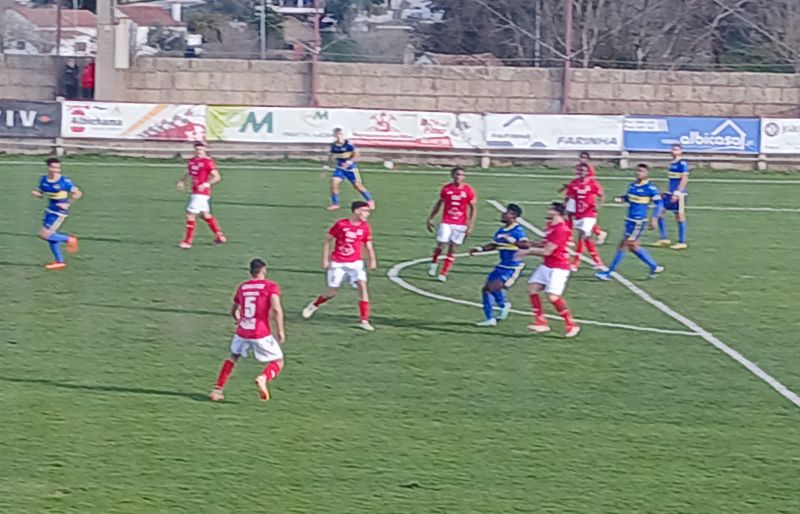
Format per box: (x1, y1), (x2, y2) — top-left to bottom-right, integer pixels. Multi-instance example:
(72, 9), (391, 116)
(55, 0), (63, 97)
(308, 0), (321, 107)
(561, 0), (573, 113)
(259, 0), (267, 59)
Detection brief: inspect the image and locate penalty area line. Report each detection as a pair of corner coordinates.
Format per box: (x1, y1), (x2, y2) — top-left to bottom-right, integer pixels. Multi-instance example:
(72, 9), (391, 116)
(487, 199), (800, 409)
(386, 254), (699, 337)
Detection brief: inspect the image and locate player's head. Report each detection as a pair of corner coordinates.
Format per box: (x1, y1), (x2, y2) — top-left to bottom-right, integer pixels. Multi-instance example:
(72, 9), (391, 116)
(502, 203), (522, 224)
(351, 200), (371, 221)
(249, 258), (267, 278)
(333, 127), (345, 143)
(45, 157), (61, 175)
(547, 202), (567, 223)
(636, 163), (650, 181)
(451, 166), (466, 184)
(194, 141), (207, 158)
(579, 151), (591, 164)
(671, 144), (682, 159)
(576, 162), (590, 179)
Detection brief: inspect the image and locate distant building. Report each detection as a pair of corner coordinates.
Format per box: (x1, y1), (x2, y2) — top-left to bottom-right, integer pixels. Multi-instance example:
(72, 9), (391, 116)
(4, 7), (97, 56)
(269, 0), (324, 16)
(117, 4), (187, 52)
(416, 52), (504, 66)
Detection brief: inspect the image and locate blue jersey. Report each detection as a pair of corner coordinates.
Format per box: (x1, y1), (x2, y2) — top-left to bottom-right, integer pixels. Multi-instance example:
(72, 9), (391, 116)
(330, 140), (357, 170)
(492, 223), (528, 269)
(667, 159), (689, 193)
(622, 180), (662, 221)
(38, 174), (75, 215)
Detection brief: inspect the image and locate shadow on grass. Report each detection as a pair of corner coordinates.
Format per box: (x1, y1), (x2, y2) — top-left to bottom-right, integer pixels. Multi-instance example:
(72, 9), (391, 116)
(0, 376), (219, 403)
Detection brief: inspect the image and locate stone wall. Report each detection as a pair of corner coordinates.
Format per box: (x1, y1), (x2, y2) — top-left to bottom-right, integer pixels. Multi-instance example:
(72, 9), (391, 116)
(0, 55), (57, 101)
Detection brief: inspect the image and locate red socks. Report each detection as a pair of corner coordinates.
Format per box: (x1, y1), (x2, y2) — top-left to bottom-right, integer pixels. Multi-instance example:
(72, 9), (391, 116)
(440, 254), (456, 275)
(262, 361), (282, 381)
(550, 297), (574, 325)
(566, 216), (574, 230)
(203, 215), (222, 236)
(572, 239), (585, 267)
(529, 293), (545, 321)
(593, 224), (602, 236)
(359, 300), (370, 322)
(584, 239), (603, 267)
(183, 219), (196, 243)
(313, 295), (330, 307)
(215, 359), (235, 389)
(431, 247), (442, 264)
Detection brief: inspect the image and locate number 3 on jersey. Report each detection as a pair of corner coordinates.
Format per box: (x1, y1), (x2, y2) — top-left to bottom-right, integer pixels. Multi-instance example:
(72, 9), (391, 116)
(240, 295), (257, 330)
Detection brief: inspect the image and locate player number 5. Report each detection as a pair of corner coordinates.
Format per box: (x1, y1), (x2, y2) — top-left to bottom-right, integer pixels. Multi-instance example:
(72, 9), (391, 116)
(240, 296), (256, 329)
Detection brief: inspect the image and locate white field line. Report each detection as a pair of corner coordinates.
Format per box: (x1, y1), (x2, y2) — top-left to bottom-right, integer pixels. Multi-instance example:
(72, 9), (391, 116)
(515, 200), (800, 213)
(386, 254), (699, 337)
(487, 199), (800, 409)
(7, 160), (800, 185)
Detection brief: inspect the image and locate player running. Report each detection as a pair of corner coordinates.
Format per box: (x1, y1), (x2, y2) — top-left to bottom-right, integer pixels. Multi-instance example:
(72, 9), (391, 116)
(302, 201), (377, 331)
(560, 152), (607, 244)
(565, 163), (606, 272)
(210, 258), (286, 402)
(177, 142), (226, 249)
(596, 164), (665, 281)
(32, 158), (81, 270)
(469, 203), (530, 327)
(325, 128), (375, 211)
(654, 143), (689, 250)
(425, 166), (477, 282)
(516, 202), (580, 337)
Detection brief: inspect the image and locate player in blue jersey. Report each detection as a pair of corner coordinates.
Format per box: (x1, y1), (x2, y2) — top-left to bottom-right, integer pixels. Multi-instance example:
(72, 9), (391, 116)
(654, 144), (689, 250)
(32, 158), (82, 270)
(469, 203), (530, 327)
(596, 164), (665, 281)
(325, 128), (375, 211)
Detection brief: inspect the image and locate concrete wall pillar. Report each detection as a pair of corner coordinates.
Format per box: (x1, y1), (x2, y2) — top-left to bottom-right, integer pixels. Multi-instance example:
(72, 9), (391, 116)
(95, 0), (126, 100)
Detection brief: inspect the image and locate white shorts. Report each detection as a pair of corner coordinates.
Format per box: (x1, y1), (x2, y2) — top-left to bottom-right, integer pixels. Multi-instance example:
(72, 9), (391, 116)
(436, 223), (468, 245)
(186, 194), (211, 214)
(573, 217), (597, 237)
(565, 198), (577, 214)
(230, 335), (283, 362)
(327, 260), (367, 288)
(528, 265), (571, 296)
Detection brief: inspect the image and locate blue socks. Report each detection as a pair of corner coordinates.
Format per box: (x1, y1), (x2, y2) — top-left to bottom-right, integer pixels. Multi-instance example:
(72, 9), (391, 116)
(608, 249), (626, 272)
(658, 217), (668, 239)
(362, 190), (373, 202)
(491, 290), (506, 309)
(47, 232), (69, 262)
(632, 247), (659, 271)
(330, 193), (340, 206)
(482, 292), (494, 320)
(678, 221), (686, 243)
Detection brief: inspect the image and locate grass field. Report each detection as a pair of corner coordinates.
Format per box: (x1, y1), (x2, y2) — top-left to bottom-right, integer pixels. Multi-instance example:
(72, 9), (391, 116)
(1, 157), (799, 514)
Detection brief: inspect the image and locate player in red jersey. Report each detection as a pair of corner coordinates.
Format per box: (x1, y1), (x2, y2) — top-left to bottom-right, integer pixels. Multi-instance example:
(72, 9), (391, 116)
(425, 166), (477, 282)
(210, 258), (286, 402)
(176, 142), (226, 249)
(516, 202), (580, 337)
(560, 152), (607, 244)
(565, 163), (606, 272)
(302, 201), (377, 331)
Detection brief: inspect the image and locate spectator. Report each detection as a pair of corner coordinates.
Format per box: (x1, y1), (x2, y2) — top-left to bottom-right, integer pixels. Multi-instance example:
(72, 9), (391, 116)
(62, 58), (80, 99)
(81, 59), (95, 99)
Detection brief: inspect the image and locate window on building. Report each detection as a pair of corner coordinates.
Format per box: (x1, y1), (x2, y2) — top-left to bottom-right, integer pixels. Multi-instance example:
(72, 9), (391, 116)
(16, 41), (25, 50)
(75, 42), (87, 53)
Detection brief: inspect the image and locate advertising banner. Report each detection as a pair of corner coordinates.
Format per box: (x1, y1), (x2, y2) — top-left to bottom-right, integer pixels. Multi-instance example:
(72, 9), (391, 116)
(206, 107), (485, 149)
(61, 102), (206, 141)
(624, 116), (760, 154)
(760, 118), (800, 154)
(484, 114), (624, 151)
(0, 100), (60, 138)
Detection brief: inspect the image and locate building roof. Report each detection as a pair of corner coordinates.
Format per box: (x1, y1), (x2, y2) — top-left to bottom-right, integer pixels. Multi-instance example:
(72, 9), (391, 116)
(13, 7), (97, 28)
(417, 51), (504, 66)
(117, 5), (185, 28)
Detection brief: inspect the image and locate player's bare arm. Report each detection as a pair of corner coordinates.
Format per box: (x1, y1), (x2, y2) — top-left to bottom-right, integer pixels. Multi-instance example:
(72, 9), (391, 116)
(673, 175), (689, 201)
(426, 199), (443, 232)
(270, 295), (286, 343)
(71, 186), (83, 200)
(204, 168), (222, 190)
(517, 241), (557, 259)
(466, 199), (478, 236)
(31, 189), (43, 198)
(347, 148), (360, 168)
(322, 235), (334, 269)
(230, 301), (240, 322)
(366, 240), (377, 270)
(469, 242), (497, 255)
(176, 172), (189, 190)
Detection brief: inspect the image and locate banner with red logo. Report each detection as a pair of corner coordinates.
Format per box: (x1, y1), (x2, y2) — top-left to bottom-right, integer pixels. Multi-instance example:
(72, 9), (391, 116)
(0, 100), (60, 138)
(61, 102), (206, 141)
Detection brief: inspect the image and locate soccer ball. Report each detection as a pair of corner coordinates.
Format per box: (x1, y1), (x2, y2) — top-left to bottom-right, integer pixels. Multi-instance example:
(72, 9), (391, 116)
(383, 160), (395, 170)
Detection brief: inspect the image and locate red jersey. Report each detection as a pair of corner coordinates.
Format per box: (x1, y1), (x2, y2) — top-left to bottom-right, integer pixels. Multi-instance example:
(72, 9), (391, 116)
(575, 163), (596, 177)
(439, 183), (476, 226)
(565, 177), (603, 219)
(544, 221), (572, 270)
(328, 218), (372, 263)
(188, 157), (217, 196)
(233, 279), (280, 339)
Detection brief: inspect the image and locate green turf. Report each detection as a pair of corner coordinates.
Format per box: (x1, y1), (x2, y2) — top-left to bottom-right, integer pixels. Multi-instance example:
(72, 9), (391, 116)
(1, 160), (799, 514)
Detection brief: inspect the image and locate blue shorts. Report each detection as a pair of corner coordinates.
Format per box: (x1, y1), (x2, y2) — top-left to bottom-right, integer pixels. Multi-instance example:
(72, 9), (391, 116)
(487, 265), (525, 288)
(332, 167), (360, 184)
(662, 192), (687, 213)
(624, 220), (647, 241)
(42, 210), (67, 230)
